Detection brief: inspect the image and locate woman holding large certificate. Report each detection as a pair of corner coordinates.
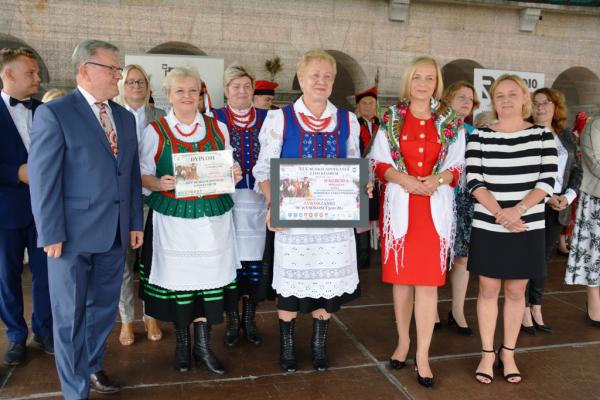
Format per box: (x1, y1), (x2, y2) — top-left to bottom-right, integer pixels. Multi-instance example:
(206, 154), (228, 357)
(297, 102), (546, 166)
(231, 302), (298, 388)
(370, 56), (465, 388)
(138, 66), (242, 374)
(253, 49), (362, 373)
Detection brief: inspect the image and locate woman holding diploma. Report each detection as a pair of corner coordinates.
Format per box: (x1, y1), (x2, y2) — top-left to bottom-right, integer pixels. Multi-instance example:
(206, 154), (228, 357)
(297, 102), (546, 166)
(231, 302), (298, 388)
(138, 66), (242, 374)
(253, 49), (363, 373)
(213, 64), (269, 348)
(370, 56), (465, 388)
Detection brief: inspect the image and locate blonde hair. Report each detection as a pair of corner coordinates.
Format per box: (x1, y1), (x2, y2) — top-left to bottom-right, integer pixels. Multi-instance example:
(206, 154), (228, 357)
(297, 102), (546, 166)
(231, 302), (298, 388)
(489, 74), (532, 119)
(474, 111), (497, 129)
(224, 62), (255, 88)
(162, 65), (202, 96)
(399, 56), (444, 100)
(296, 49), (337, 77)
(438, 80), (480, 116)
(115, 64), (151, 106)
(41, 88), (66, 103)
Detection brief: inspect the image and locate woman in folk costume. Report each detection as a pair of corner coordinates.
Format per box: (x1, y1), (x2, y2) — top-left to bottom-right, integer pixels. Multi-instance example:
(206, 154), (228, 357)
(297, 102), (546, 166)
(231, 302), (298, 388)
(370, 56), (465, 388)
(213, 64), (269, 348)
(254, 49), (369, 372)
(138, 66), (242, 374)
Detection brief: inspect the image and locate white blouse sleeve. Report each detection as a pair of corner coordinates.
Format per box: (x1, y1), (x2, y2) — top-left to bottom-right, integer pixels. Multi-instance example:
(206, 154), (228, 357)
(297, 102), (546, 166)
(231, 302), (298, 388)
(347, 112), (361, 159)
(253, 109), (285, 194)
(139, 124), (159, 177)
(139, 124), (160, 196)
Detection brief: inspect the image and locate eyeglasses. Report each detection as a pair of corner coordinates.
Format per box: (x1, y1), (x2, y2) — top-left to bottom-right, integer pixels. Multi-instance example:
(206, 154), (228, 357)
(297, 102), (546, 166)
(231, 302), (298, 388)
(533, 101), (553, 108)
(125, 79), (147, 88)
(85, 61), (123, 75)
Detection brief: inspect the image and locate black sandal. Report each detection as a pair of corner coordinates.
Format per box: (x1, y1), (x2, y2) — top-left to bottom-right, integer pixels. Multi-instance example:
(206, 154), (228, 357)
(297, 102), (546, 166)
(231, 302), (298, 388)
(474, 349), (495, 384)
(498, 345), (522, 384)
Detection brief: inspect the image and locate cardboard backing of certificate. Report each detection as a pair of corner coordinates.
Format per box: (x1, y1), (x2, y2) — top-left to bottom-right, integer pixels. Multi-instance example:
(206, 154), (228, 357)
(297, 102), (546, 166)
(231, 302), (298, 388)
(270, 158), (369, 228)
(173, 150), (235, 198)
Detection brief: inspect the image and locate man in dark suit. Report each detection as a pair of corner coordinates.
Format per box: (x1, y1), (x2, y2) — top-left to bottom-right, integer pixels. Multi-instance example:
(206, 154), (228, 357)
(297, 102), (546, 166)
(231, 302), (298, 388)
(29, 40), (143, 400)
(0, 47), (53, 366)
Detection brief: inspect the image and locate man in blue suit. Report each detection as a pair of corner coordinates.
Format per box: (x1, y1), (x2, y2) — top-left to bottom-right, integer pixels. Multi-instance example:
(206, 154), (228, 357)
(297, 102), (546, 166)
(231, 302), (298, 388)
(29, 39), (143, 400)
(0, 48), (53, 366)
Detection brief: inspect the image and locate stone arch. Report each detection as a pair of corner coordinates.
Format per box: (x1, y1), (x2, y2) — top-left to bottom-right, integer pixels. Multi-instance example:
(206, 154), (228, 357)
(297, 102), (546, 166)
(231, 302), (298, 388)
(0, 33), (50, 92)
(147, 41), (206, 56)
(292, 50), (368, 110)
(552, 66), (600, 120)
(441, 59), (484, 88)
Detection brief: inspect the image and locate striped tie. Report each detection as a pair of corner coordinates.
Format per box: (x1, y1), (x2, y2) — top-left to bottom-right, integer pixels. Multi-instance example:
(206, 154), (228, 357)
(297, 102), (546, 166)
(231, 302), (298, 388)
(96, 102), (118, 157)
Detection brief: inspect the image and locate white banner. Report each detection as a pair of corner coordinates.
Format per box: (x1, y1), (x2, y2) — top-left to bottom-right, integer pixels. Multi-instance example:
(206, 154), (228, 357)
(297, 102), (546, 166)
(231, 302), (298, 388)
(474, 68), (545, 116)
(124, 53), (224, 112)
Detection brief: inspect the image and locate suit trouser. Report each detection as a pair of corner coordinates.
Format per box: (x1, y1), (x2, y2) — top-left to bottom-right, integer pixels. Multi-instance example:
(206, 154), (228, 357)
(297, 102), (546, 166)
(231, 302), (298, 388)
(48, 238), (125, 400)
(0, 224), (52, 343)
(526, 206), (564, 306)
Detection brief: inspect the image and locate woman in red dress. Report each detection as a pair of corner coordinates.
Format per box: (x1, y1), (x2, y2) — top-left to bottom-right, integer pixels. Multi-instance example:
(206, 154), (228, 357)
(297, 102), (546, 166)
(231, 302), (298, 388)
(371, 56), (465, 388)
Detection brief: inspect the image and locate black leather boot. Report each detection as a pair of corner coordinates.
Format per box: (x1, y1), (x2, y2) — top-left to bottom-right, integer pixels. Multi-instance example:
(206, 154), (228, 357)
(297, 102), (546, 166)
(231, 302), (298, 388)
(279, 319), (297, 372)
(174, 326), (191, 372)
(223, 311), (240, 347)
(242, 297), (262, 345)
(356, 231), (371, 269)
(311, 318), (329, 372)
(193, 321), (225, 374)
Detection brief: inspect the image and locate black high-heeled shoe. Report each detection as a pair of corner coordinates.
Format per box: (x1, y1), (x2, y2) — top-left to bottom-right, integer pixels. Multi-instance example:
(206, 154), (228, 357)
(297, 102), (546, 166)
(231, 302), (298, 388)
(474, 349), (495, 384)
(414, 363), (434, 388)
(389, 358), (406, 370)
(497, 345), (521, 384)
(586, 302), (600, 328)
(520, 324), (536, 335)
(531, 313), (553, 333)
(447, 311), (473, 336)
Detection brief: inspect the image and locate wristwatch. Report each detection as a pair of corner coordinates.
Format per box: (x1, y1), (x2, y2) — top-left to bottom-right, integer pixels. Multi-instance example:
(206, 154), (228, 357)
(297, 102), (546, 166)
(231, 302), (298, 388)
(437, 175), (444, 185)
(517, 202), (528, 214)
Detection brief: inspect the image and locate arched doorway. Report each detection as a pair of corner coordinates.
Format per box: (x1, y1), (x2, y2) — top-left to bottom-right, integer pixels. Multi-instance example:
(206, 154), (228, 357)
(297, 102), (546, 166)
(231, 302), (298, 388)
(552, 67), (600, 121)
(0, 33), (50, 94)
(292, 50), (368, 110)
(441, 59), (484, 88)
(147, 42), (206, 56)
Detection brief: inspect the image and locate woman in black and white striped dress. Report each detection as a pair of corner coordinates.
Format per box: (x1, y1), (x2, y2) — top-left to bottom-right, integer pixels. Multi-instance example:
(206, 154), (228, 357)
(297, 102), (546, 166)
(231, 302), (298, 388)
(466, 75), (557, 385)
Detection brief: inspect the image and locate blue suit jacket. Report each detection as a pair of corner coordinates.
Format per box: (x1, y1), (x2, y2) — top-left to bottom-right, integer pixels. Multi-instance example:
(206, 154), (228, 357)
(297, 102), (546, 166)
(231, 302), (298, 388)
(0, 97), (42, 229)
(29, 89), (143, 253)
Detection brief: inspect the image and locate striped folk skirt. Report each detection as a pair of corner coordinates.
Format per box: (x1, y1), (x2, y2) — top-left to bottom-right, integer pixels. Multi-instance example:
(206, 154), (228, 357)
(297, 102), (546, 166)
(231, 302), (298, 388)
(139, 210), (229, 327)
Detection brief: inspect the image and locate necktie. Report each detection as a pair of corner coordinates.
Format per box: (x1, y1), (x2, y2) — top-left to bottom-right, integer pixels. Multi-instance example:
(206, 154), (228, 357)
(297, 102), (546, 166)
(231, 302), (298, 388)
(9, 97), (34, 109)
(95, 102), (118, 157)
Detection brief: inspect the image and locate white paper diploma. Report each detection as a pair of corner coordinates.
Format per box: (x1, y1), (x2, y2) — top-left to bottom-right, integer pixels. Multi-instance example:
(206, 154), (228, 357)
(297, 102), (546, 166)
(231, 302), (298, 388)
(172, 150), (235, 198)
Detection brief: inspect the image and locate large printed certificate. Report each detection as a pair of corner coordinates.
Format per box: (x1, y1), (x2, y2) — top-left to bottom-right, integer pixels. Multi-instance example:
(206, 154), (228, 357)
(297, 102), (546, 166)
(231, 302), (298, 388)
(172, 150), (235, 198)
(270, 158), (369, 228)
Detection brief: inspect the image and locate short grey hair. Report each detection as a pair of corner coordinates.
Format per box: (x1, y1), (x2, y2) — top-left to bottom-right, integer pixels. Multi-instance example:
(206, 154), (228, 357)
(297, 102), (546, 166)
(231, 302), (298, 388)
(224, 62), (255, 88)
(162, 65), (202, 96)
(72, 39), (119, 73)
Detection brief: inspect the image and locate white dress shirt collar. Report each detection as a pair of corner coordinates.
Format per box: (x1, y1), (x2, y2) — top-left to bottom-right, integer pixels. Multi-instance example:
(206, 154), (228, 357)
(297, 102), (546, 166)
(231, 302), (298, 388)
(77, 85), (109, 108)
(1, 90), (32, 107)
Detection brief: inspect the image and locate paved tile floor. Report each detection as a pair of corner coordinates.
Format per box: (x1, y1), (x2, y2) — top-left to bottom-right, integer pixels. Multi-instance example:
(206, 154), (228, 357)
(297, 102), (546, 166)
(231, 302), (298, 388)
(1, 252), (599, 399)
